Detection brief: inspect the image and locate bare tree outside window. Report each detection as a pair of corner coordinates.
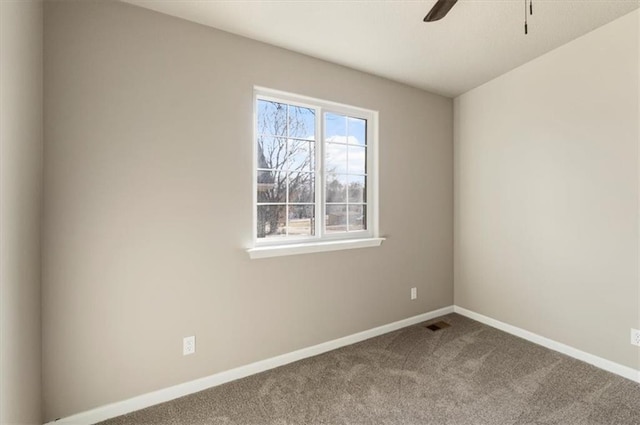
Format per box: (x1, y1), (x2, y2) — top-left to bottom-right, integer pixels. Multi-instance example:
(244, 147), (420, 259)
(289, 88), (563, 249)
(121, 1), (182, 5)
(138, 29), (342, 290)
(324, 114), (367, 233)
(256, 100), (315, 238)
(254, 91), (372, 244)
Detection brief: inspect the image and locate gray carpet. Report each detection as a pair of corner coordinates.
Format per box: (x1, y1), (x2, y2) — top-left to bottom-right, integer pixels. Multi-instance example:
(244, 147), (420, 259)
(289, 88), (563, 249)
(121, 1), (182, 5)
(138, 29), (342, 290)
(98, 314), (640, 424)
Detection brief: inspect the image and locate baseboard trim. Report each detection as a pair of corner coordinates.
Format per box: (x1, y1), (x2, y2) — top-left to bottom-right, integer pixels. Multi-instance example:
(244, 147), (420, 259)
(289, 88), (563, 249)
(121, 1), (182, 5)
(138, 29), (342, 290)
(453, 305), (640, 384)
(47, 304), (639, 424)
(46, 305), (454, 425)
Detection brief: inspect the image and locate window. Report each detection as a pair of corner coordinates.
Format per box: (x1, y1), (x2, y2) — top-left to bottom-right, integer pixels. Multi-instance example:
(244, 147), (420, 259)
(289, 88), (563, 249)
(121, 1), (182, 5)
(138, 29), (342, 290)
(250, 88), (382, 258)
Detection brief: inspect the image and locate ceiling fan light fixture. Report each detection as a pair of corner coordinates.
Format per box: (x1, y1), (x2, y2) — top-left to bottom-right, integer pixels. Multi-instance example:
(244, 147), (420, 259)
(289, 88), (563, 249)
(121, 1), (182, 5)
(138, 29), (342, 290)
(423, 0), (458, 22)
(424, 0), (536, 35)
(524, 0), (534, 35)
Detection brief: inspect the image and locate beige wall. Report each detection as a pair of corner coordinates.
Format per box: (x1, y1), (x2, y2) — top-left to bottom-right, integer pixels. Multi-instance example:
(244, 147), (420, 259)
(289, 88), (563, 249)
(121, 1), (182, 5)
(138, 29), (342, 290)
(42, 1), (453, 420)
(455, 11), (639, 371)
(0, 1), (44, 424)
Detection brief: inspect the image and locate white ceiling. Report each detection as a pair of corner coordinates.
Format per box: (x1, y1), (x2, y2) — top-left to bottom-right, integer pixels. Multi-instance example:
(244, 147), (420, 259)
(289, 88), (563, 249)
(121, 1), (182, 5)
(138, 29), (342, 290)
(123, 0), (639, 97)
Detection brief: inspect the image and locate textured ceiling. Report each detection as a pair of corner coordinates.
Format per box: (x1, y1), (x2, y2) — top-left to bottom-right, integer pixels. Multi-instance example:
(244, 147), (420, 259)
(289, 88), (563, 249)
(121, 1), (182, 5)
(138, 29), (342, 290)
(123, 0), (639, 97)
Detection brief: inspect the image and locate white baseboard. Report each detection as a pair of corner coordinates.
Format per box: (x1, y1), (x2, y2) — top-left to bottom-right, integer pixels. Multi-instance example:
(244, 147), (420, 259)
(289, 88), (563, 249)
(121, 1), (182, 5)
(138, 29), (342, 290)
(47, 305), (640, 424)
(46, 305), (454, 425)
(453, 306), (640, 384)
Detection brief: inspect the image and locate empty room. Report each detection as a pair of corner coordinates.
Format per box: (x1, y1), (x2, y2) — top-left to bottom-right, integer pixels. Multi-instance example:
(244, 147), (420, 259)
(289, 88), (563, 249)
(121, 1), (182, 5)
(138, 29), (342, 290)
(1, 0), (639, 424)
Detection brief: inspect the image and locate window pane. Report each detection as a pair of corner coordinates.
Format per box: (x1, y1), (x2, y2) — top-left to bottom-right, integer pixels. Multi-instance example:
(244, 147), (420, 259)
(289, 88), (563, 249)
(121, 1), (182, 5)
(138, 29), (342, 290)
(288, 205), (315, 236)
(348, 175), (366, 203)
(326, 204), (347, 234)
(289, 172), (314, 203)
(326, 143), (347, 174)
(325, 113), (347, 141)
(256, 91), (376, 244)
(257, 136), (286, 170)
(326, 174), (347, 203)
(257, 205), (286, 238)
(348, 145), (366, 174)
(257, 170), (286, 203)
(287, 140), (314, 172)
(257, 100), (287, 137)
(288, 106), (315, 139)
(349, 205), (366, 231)
(348, 117), (366, 145)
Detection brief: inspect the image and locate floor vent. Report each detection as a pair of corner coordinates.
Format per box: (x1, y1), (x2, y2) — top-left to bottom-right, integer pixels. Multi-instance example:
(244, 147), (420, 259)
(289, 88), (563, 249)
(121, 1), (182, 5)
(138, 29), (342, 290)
(425, 321), (451, 331)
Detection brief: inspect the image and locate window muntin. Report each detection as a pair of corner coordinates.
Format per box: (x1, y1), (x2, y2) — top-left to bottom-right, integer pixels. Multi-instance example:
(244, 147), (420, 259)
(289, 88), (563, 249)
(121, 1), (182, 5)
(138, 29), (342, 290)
(254, 89), (376, 245)
(256, 100), (316, 240)
(324, 113), (367, 234)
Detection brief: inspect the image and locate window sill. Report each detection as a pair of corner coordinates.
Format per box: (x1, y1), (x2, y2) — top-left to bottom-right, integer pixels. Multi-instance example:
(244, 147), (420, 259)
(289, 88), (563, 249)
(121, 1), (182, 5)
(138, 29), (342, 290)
(247, 237), (385, 259)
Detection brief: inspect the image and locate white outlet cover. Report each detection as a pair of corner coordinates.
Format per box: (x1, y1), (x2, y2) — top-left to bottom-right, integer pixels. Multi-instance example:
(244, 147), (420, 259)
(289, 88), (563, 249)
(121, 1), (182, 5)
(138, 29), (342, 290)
(183, 336), (196, 355)
(631, 329), (640, 347)
(411, 287), (417, 300)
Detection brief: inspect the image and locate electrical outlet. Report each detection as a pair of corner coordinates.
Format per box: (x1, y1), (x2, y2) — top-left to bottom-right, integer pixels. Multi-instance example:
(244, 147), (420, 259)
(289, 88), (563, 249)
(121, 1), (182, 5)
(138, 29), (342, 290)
(411, 287), (417, 300)
(631, 328), (640, 347)
(183, 336), (196, 355)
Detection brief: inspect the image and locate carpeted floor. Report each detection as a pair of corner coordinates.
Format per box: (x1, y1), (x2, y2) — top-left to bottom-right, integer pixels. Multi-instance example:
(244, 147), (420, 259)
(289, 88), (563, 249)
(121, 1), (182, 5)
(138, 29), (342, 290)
(99, 314), (640, 424)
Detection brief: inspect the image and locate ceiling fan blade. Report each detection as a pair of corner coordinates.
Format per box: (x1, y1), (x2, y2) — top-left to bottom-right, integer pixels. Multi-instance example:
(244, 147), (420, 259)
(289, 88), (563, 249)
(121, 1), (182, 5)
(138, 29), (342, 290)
(423, 0), (458, 22)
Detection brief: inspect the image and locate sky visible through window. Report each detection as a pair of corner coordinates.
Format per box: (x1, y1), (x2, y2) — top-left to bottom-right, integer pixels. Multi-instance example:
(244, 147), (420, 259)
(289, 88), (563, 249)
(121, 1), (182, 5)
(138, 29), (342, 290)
(256, 99), (368, 240)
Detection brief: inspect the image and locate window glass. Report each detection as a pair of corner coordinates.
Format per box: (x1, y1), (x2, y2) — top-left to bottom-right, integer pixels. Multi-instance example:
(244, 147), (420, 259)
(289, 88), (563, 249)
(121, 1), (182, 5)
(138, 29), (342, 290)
(255, 91), (375, 244)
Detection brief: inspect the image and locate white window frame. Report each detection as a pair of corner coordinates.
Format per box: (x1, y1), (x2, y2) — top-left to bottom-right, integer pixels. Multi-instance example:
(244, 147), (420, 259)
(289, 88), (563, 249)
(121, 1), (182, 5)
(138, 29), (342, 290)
(248, 87), (383, 259)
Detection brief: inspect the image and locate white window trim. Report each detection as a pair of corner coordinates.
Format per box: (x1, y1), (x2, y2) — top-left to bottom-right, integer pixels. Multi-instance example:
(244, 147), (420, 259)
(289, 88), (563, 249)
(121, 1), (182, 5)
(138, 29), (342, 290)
(247, 237), (385, 259)
(248, 87), (383, 258)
